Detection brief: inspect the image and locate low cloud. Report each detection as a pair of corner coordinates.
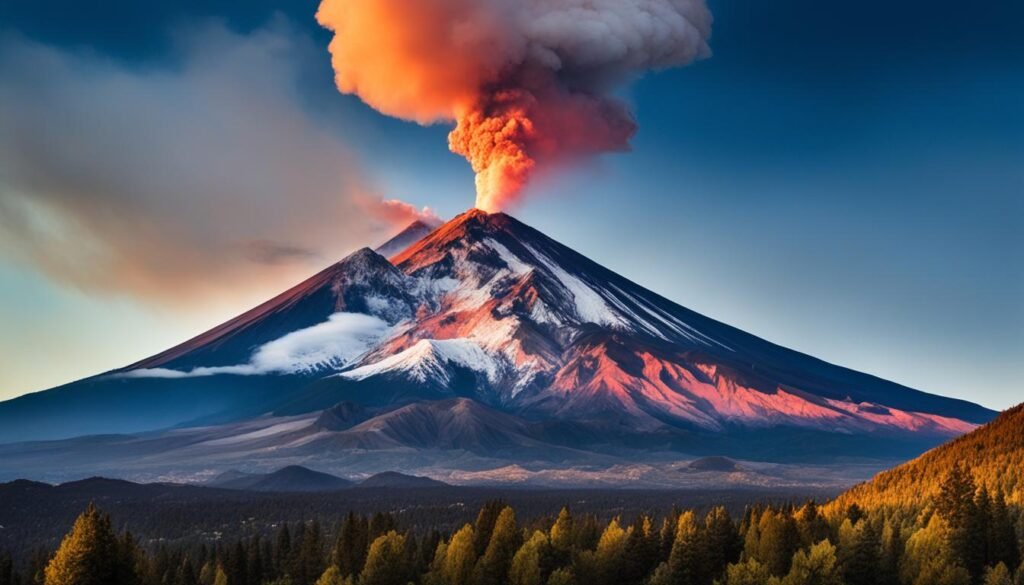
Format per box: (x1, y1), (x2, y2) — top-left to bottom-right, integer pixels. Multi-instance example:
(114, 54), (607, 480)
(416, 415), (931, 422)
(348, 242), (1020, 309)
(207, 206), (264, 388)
(0, 20), (432, 305)
(120, 312), (391, 377)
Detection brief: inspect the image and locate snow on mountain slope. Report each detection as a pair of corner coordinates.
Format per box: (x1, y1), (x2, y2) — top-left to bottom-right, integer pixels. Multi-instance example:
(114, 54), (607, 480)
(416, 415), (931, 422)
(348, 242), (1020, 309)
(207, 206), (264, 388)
(0, 209), (995, 456)
(374, 219), (440, 259)
(341, 339), (500, 384)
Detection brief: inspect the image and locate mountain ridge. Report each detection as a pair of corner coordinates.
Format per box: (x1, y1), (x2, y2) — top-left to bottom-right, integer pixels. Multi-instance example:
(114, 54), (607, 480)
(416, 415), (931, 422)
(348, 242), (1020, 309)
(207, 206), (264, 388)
(0, 209), (996, 486)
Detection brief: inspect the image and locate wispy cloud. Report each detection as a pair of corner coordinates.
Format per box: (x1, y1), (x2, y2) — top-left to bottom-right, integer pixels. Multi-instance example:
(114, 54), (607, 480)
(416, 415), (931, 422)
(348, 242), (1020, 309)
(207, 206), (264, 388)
(0, 20), (433, 305)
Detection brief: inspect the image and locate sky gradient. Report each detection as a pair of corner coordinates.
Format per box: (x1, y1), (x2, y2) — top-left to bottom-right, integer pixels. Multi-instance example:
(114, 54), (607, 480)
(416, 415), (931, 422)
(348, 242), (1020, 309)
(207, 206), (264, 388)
(0, 0), (1021, 409)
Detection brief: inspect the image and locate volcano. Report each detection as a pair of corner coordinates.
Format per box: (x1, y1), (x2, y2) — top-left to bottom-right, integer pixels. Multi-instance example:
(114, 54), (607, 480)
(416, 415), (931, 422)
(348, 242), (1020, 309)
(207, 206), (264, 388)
(0, 210), (994, 485)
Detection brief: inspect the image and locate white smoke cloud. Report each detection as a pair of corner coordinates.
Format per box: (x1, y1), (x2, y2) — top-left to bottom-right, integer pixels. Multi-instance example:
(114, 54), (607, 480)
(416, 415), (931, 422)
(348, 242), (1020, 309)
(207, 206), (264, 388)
(0, 20), (432, 305)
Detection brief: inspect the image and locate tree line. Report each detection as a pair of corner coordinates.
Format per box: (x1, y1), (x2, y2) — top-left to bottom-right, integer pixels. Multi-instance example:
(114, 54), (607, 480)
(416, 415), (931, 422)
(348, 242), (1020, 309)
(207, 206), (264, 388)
(2, 465), (1022, 585)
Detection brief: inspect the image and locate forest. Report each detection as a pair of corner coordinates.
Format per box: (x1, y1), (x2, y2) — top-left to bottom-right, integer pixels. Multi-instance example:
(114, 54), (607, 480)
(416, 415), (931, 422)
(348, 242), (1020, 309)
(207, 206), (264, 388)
(2, 463), (1022, 585)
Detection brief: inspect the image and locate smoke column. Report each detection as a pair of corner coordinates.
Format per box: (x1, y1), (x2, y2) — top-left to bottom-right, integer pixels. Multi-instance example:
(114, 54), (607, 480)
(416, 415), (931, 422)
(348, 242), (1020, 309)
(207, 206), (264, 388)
(316, 0), (712, 211)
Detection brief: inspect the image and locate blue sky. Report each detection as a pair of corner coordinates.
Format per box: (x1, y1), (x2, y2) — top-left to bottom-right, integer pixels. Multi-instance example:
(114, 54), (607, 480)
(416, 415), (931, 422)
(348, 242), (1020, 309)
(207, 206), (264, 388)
(0, 0), (1021, 409)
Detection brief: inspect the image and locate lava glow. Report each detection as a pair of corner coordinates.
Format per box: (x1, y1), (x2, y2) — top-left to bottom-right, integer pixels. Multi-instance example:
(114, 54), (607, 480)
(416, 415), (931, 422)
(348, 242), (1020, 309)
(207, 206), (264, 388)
(316, 0), (712, 211)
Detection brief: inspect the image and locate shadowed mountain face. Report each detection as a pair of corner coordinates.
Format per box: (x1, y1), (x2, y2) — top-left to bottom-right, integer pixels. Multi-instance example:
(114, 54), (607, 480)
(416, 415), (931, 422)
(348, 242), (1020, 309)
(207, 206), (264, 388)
(208, 465), (353, 492)
(0, 209), (996, 485)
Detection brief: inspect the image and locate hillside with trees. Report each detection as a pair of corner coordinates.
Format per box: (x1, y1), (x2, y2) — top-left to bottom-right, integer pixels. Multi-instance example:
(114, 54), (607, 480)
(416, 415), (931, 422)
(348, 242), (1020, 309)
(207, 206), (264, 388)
(2, 403), (1022, 585)
(831, 403), (1024, 511)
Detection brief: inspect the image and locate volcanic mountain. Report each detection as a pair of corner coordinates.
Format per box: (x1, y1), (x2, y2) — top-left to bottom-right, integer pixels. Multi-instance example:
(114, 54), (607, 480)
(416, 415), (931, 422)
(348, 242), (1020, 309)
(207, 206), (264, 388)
(0, 209), (995, 485)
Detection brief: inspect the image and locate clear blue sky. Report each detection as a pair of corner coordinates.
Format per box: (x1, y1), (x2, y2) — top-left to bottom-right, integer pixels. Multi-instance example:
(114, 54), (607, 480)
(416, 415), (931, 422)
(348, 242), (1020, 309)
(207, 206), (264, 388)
(0, 0), (1020, 409)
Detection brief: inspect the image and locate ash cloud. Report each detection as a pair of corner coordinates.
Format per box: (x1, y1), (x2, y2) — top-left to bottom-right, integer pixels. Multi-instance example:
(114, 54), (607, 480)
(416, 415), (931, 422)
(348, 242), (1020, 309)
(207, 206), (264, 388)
(317, 0), (712, 211)
(0, 21), (434, 304)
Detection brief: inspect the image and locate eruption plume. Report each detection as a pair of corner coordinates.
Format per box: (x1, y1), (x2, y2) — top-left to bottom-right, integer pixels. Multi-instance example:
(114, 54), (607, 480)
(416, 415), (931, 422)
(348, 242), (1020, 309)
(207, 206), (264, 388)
(317, 0), (712, 211)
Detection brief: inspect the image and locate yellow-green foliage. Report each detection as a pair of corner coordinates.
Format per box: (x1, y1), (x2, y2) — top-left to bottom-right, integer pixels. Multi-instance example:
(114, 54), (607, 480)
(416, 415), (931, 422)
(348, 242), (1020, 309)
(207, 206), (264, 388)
(830, 403), (1024, 512)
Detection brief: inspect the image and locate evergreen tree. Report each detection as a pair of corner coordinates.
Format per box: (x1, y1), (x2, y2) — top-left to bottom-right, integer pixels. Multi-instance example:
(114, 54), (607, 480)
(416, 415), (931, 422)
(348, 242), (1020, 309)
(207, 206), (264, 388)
(988, 492), (1020, 571)
(985, 564), (1014, 585)
(44, 504), (123, 585)
(549, 509), (574, 556)
(546, 567), (575, 585)
(368, 514), (396, 542)
(753, 510), (799, 577)
(441, 525), (477, 585)
(722, 558), (772, 585)
(276, 525), (293, 580)
(296, 521), (325, 585)
(334, 513), (369, 579)
(878, 519), (903, 585)
(622, 515), (659, 584)
(508, 531), (549, 585)
(837, 518), (880, 585)
(475, 507), (521, 585)
(703, 506), (741, 583)
(900, 514), (971, 585)
(359, 531), (408, 585)
(213, 566), (228, 585)
(313, 566), (347, 585)
(473, 501), (506, 557)
(593, 518), (629, 585)
(665, 511), (701, 585)
(793, 502), (829, 548)
(778, 540), (843, 585)
(936, 465), (985, 579)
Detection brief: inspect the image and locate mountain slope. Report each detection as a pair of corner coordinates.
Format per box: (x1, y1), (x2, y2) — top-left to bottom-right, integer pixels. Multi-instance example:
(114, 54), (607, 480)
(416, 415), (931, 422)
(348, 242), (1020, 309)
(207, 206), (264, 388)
(374, 219), (439, 259)
(0, 210), (995, 472)
(830, 402), (1024, 510)
(209, 465), (353, 492)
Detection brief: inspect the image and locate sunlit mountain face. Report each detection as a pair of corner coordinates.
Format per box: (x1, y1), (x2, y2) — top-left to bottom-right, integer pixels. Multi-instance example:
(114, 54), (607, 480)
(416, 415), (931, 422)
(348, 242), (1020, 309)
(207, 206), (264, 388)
(0, 209), (994, 486)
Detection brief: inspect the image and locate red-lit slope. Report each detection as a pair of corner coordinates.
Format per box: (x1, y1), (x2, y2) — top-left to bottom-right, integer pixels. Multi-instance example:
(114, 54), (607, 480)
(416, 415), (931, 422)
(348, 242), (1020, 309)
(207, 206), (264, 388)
(0, 209), (994, 452)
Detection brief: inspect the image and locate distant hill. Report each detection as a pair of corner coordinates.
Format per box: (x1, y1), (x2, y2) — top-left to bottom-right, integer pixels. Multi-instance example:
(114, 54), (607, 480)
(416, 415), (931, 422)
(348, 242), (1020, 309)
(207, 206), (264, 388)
(358, 471), (448, 488)
(831, 402), (1024, 511)
(210, 465), (352, 492)
(688, 456), (742, 472)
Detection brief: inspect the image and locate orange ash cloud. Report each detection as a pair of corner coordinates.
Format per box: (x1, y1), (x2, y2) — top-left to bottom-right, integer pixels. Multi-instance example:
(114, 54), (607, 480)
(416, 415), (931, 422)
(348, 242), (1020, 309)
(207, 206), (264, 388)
(316, 0), (712, 211)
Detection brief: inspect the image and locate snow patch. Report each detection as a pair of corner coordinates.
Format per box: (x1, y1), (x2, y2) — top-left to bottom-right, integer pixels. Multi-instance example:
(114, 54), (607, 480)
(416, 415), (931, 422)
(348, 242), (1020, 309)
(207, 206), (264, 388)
(122, 312), (391, 378)
(521, 243), (625, 328)
(341, 338), (501, 384)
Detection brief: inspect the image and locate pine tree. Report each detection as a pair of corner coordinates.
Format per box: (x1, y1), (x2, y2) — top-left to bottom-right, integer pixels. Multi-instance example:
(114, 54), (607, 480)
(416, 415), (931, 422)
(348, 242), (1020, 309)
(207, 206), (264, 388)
(313, 566), (347, 585)
(508, 531), (549, 585)
(359, 531), (408, 585)
(936, 464), (985, 578)
(441, 525), (477, 585)
(878, 519), (903, 585)
(837, 518), (880, 585)
(213, 566), (229, 585)
(473, 501), (506, 557)
(475, 507), (521, 585)
(276, 525), (293, 580)
(547, 567), (575, 585)
(44, 504), (121, 585)
(989, 491), (1020, 571)
(593, 518), (629, 585)
(622, 515), (659, 584)
(778, 540), (843, 585)
(985, 564), (1014, 585)
(721, 558), (772, 585)
(753, 510), (799, 577)
(703, 506), (741, 583)
(549, 508), (574, 556)
(367, 513), (396, 542)
(794, 502), (829, 548)
(334, 513), (369, 579)
(665, 511), (701, 585)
